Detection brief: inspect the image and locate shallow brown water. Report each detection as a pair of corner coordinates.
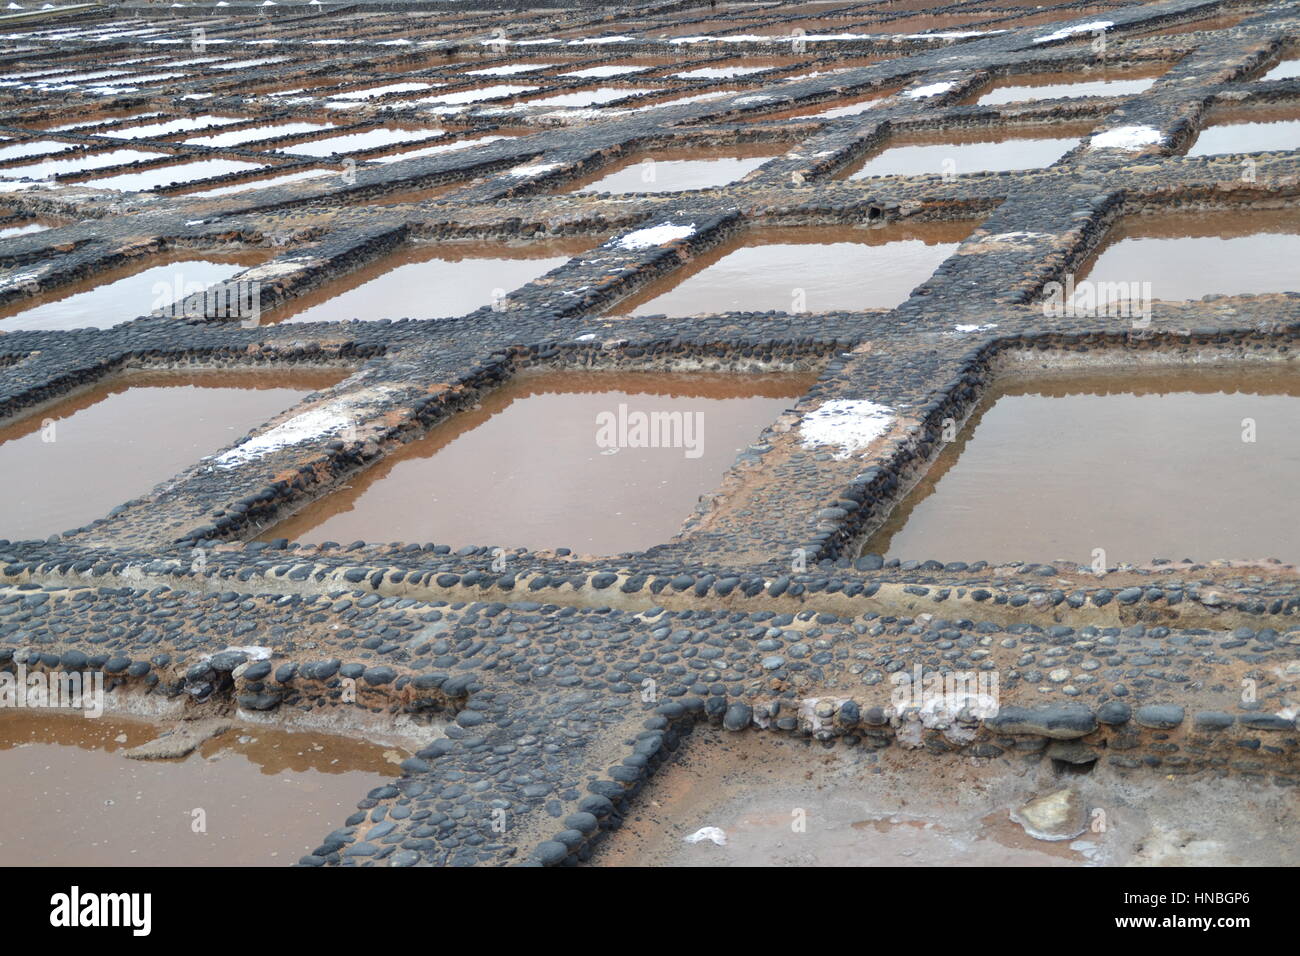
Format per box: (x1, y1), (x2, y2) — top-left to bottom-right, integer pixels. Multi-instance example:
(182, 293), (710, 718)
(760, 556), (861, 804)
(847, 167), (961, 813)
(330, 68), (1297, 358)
(257, 370), (814, 554)
(1187, 105), (1300, 157)
(274, 125), (445, 158)
(861, 366), (1300, 564)
(522, 87), (663, 109)
(843, 122), (1093, 178)
(614, 221), (973, 315)
(82, 158), (268, 193)
(0, 710), (399, 866)
(566, 142), (784, 193)
(755, 86), (896, 121)
(1, 147), (166, 180)
(0, 369), (344, 540)
(973, 65), (1167, 106)
(269, 238), (594, 323)
(1076, 207), (1300, 301)
(0, 251), (269, 332)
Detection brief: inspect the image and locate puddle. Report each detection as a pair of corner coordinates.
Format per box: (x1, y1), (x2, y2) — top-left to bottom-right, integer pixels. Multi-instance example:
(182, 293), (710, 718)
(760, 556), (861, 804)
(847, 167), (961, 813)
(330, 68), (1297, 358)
(1076, 207), (1300, 301)
(269, 238), (592, 323)
(0, 709), (399, 866)
(567, 142), (783, 193)
(843, 123), (1091, 177)
(81, 158), (268, 192)
(0, 368), (344, 540)
(615, 222), (972, 315)
(973, 66), (1166, 106)
(274, 125), (443, 158)
(257, 370), (814, 554)
(1187, 105), (1300, 156)
(862, 365), (1300, 564)
(0, 251), (268, 331)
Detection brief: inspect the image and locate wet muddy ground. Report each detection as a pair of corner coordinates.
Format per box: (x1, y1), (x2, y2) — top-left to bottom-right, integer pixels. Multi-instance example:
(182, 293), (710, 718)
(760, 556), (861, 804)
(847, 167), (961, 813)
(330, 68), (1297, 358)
(594, 727), (1300, 867)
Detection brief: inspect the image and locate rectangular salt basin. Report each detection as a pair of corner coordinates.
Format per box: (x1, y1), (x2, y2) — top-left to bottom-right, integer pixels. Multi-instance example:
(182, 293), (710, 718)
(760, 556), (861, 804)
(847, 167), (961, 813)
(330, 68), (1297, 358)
(183, 121), (338, 147)
(671, 65), (773, 79)
(0, 147), (165, 180)
(1075, 207), (1300, 301)
(616, 222), (973, 316)
(82, 158), (267, 192)
(1187, 106), (1300, 156)
(0, 139), (74, 162)
(464, 62), (558, 76)
(183, 167), (333, 197)
(258, 370), (815, 554)
(757, 90), (893, 121)
(0, 369), (344, 540)
(275, 126), (443, 157)
(844, 124), (1090, 178)
(415, 84), (539, 107)
(522, 87), (660, 108)
(0, 221), (49, 238)
(368, 133), (513, 164)
(0, 252), (267, 332)
(568, 142), (783, 193)
(1262, 58), (1300, 81)
(111, 115), (243, 138)
(328, 81), (440, 101)
(270, 238), (593, 323)
(974, 68), (1164, 106)
(861, 366), (1300, 565)
(0, 710), (400, 867)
